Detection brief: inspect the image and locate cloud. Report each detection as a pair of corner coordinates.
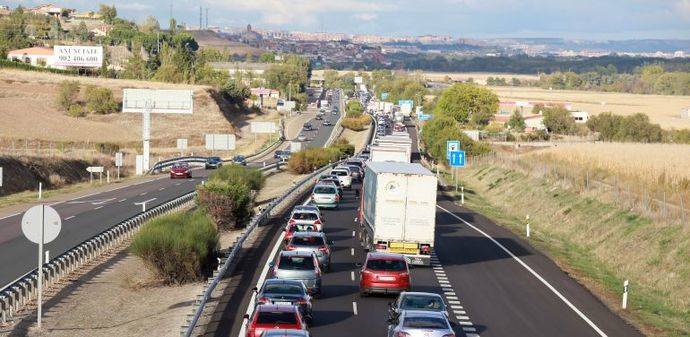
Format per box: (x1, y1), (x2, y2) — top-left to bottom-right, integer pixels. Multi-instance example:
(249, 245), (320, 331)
(116, 2), (153, 11)
(354, 13), (378, 21)
(205, 0), (394, 26)
(677, 0), (690, 19)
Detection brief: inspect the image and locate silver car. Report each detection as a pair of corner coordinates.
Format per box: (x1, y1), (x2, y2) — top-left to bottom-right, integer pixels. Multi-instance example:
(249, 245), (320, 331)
(388, 292), (448, 320)
(272, 250), (322, 295)
(255, 279), (313, 322)
(286, 231), (333, 271)
(262, 330), (310, 337)
(387, 310), (455, 337)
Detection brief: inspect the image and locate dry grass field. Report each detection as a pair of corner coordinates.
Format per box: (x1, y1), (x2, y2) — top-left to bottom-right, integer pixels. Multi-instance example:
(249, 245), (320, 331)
(491, 86), (690, 129)
(527, 142), (690, 190)
(420, 71), (538, 84)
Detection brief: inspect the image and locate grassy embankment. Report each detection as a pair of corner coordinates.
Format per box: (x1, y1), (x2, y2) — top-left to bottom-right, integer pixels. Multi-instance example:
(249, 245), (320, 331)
(446, 158), (689, 337)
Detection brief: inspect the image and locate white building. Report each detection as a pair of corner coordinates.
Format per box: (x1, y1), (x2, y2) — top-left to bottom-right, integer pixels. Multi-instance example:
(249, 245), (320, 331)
(571, 111), (589, 124)
(6, 47), (66, 70)
(524, 115), (546, 131)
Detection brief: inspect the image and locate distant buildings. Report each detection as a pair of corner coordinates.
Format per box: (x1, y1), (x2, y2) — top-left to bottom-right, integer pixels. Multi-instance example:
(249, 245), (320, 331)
(6, 47), (66, 69)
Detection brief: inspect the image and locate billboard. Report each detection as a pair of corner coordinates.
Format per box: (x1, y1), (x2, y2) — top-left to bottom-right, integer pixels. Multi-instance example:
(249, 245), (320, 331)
(122, 89), (194, 114)
(205, 134), (236, 150)
(54, 45), (103, 68)
(250, 122), (277, 134)
(354, 76), (363, 84)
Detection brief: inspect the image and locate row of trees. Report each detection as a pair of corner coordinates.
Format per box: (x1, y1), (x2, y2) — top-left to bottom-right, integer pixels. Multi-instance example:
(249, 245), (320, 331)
(263, 54), (311, 108)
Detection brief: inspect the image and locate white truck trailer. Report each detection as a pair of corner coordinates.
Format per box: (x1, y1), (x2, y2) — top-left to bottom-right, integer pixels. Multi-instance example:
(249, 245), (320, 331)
(369, 145), (410, 163)
(359, 162), (438, 266)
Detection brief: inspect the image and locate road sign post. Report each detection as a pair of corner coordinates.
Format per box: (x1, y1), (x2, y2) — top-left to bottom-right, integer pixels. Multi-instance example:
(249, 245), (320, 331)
(21, 205), (62, 329)
(622, 280), (629, 309)
(0, 166), (3, 187)
(115, 152), (123, 180)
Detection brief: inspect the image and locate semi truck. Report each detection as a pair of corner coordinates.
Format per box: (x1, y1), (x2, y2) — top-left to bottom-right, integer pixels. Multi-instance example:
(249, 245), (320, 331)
(369, 145), (410, 163)
(359, 162), (438, 266)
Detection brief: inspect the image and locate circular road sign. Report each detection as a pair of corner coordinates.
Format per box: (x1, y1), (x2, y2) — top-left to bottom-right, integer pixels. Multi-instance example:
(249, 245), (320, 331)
(21, 205), (62, 244)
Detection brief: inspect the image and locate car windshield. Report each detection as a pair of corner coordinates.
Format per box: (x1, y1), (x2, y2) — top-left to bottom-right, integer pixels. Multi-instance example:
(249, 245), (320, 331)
(401, 295), (445, 311)
(366, 259), (407, 271)
(292, 212), (318, 221)
(291, 236), (325, 247)
(256, 311), (298, 325)
(172, 163), (188, 168)
(263, 284), (304, 295)
(314, 186), (336, 194)
(332, 170), (347, 176)
(278, 256), (315, 270)
(402, 316), (448, 329)
(233, 156), (244, 161)
(209, 157), (221, 162)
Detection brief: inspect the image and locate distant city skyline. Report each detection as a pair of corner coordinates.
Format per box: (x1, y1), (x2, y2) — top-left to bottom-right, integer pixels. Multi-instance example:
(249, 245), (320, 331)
(3, 0), (690, 40)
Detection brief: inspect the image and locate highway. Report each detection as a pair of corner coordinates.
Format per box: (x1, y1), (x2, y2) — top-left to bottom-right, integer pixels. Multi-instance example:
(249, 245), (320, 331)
(0, 90), (342, 290)
(212, 122), (642, 337)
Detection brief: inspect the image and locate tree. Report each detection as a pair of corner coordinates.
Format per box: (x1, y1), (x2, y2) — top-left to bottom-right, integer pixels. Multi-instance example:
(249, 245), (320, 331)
(541, 105), (576, 134)
(75, 21), (89, 42)
(99, 4), (117, 24)
(433, 83), (498, 126)
(507, 110), (525, 132)
(55, 80), (80, 112)
(220, 80), (250, 105)
(121, 52), (150, 80)
(345, 100), (363, 117)
(140, 16), (160, 33)
(259, 51), (276, 63)
(84, 85), (118, 115)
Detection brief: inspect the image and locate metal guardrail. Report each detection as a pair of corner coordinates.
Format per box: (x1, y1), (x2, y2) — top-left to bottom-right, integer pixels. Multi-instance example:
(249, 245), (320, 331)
(0, 191), (196, 325)
(149, 156), (209, 174)
(180, 162), (339, 337)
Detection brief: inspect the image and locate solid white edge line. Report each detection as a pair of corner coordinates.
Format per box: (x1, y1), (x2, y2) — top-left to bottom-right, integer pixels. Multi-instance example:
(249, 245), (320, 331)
(352, 301), (358, 315)
(64, 215), (75, 220)
(0, 212), (20, 221)
(238, 196), (312, 337)
(437, 204), (609, 337)
(351, 271), (355, 281)
(94, 206), (103, 210)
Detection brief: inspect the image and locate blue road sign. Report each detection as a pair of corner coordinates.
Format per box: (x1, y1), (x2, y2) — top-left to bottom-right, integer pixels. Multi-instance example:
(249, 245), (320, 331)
(381, 92), (389, 100)
(449, 150), (466, 167)
(446, 140), (460, 160)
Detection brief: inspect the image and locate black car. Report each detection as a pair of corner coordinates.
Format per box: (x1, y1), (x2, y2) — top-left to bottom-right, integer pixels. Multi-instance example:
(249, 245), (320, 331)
(205, 156), (222, 169)
(232, 155), (247, 166)
(254, 279), (313, 323)
(323, 119), (332, 126)
(303, 122), (313, 131)
(274, 150), (291, 161)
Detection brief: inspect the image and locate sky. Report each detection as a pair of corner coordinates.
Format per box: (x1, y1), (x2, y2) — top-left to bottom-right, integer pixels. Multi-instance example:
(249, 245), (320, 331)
(5, 0), (690, 39)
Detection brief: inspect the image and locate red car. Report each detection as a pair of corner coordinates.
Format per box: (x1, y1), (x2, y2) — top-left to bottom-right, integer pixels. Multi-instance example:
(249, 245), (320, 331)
(170, 162), (192, 179)
(359, 252), (410, 296)
(244, 304), (307, 337)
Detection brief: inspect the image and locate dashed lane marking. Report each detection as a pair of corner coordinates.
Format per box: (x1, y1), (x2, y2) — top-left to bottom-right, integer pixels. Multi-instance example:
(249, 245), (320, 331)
(430, 252), (481, 336)
(352, 302), (358, 315)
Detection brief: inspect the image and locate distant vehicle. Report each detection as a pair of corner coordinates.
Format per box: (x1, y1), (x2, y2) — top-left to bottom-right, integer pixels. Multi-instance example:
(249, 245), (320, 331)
(272, 250), (322, 295)
(360, 162), (437, 266)
(311, 183), (340, 209)
(254, 279), (313, 323)
(388, 292), (448, 320)
(344, 164), (364, 181)
(386, 310), (454, 337)
(297, 134), (307, 142)
(359, 252), (410, 296)
(286, 231), (333, 271)
(322, 119), (332, 126)
(232, 155), (247, 166)
(330, 167), (352, 188)
(288, 206), (324, 231)
(244, 304), (307, 337)
(315, 114), (323, 120)
(170, 162), (192, 179)
(331, 110), (338, 115)
(317, 176), (343, 197)
(303, 122), (313, 131)
(205, 156), (223, 169)
(275, 150), (291, 161)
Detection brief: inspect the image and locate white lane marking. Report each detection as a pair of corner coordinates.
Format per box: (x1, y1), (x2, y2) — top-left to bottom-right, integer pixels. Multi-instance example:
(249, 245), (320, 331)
(456, 315), (470, 320)
(134, 198), (157, 206)
(352, 230), (356, 237)
(94, 206), (103, 210)
(64, 215), (75, 220)
(463, 327), (476, 332)
(159, 187), (165, 191)
(119, 199), (127, 202)
(351, 271), (355, 281)
(459, 321), (473, 326)
(0, 212), (20, 221)
(467, 333), (480, 337)
(352, 302), (358, 315)
(175, 183), (182, 186)
(437, 204), (609, 337)
(351, 248), (355, 256)
(139, 192), (147, 196)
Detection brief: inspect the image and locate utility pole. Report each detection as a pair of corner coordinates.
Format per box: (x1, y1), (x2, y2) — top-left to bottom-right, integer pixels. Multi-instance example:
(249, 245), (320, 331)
(199, 6), (202, 30)
(205, 8), (209, 29)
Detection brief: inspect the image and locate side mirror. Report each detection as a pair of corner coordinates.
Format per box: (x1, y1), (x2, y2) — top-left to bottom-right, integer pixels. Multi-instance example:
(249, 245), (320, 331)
(243, 314), (250, 320)
(282, 228), (286, 232)
(269, 262), (275, 267)
(252, 287), (258, 292)
(329, 240), (335, 245)
(355, 262), (363, 268)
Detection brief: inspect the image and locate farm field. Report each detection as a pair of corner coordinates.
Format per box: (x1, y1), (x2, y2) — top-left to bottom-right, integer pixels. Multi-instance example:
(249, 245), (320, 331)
(420, 71), (539, 84)
(491, 86), (690, 129)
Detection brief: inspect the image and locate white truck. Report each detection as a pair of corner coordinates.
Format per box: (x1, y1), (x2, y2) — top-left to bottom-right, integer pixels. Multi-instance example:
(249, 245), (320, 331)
(289, 141), (303, 153)
(359, 162), (438, 266)
(369, 145), (410, 163)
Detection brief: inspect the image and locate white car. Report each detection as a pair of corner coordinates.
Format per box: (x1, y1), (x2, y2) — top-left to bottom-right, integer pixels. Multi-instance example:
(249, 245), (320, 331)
(288, 205), (324, 231)
(330, 167), (352, 189)
(311, 183), (340, 209)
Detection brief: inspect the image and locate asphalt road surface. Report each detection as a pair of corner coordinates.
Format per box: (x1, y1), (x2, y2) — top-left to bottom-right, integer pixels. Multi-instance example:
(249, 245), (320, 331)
(215, 123), (642, 337)
(0, 94), (343, 289)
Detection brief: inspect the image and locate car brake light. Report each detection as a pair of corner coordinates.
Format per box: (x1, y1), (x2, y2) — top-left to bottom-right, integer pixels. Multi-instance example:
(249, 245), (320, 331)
(288, 219), (296, 225)
(286, 245), (296, 251)
(313, 219), (321, 225)
(420, 244), (431, 255)
(257, 296), (270, 304)
(319, 246), (329, 254)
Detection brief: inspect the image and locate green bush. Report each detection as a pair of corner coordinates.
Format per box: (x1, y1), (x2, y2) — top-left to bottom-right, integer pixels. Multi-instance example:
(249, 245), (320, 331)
(208, 164), (264, 190)
(331, 139), (355, 157)
(66, 104), (86, 117)
(197, 180), (253, 230)
(587, 112), (664, 143)
(0, 59), (78, 75)
(84, 85), (118, 114)
(421, 114), (491, 165)
(345, 100), (364, 117)
(56, 80), (81, 112)
(130, 210), (218, 284)
(287, 140), (354, 174)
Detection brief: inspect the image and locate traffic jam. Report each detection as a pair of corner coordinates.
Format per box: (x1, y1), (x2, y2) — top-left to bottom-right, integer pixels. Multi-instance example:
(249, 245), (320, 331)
(242, 98), (456, 337)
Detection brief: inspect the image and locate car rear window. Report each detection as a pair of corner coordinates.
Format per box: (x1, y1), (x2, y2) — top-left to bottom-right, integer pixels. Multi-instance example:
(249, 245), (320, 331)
(292, 212), (318, 221)
(402, 316), (447, 329)
(263, 284), (303, 295)
(401, 295), (445, 311)
(366, 259), (407, 271)
(291, 236), (325, 247)
(278, 256), (315, 270)
(256, 311), (298, 325)
(314, 186), (336, 194)
(332, 170), (347, 176)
